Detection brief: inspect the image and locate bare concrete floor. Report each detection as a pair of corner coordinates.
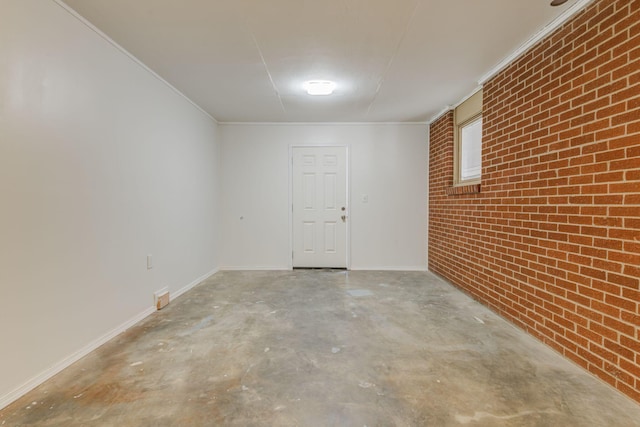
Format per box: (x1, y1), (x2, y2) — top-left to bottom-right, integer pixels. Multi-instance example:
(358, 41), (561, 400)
(2, 270), (640, 426)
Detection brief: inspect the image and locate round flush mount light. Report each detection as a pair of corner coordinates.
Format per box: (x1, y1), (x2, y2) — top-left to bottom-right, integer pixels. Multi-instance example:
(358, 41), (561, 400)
(304, 80), (336, 96)
(550, 0), (569, 6)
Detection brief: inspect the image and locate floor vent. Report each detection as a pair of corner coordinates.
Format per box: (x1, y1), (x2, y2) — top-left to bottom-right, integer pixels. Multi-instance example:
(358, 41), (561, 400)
(154, 288), (170, 310)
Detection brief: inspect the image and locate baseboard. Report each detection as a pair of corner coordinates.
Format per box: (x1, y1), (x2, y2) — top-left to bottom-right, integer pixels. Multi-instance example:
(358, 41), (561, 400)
(171, 267), (219, 300)
(0, 266), (220, 411)
(220, 266), (429, 272)
(349, 266), (429, 272)
(0, 306), (155, 411)
(219, 266), (291, 271)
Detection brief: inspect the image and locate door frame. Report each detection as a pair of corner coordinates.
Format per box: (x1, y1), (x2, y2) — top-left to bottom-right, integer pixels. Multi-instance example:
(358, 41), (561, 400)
(288, 145), (350, 270)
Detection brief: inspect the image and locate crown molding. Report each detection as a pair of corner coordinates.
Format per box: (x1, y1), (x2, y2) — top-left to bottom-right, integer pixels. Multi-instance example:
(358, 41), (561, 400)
(478, 0), (596, 85)
(52, 0), (217, 123)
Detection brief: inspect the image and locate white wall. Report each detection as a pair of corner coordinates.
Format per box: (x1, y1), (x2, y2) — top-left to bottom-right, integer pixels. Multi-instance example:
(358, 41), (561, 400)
(220, 123), (428, 270)
(0, 0), (220, 406)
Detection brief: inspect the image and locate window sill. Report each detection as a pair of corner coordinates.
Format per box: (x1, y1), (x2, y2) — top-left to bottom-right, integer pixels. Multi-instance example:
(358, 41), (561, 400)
(446, 183), (481, 195)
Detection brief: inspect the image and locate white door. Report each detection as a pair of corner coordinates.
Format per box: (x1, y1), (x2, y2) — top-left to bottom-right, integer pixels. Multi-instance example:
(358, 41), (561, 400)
(292, 146), (347, 268)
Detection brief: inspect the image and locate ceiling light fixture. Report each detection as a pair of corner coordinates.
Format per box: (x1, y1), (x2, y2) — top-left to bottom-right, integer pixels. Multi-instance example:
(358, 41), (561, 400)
(550, 0), (569, 6)
(304, 80), (336, 96)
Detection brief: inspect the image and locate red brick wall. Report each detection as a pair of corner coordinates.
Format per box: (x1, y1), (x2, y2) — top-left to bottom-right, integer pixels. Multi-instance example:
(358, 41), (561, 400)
(429, 0), (640, 402)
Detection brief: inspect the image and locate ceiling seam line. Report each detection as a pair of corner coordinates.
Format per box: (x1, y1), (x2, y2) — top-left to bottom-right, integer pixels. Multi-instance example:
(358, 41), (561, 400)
(365, 1), (420, 118)
(248, 31), (287, 117)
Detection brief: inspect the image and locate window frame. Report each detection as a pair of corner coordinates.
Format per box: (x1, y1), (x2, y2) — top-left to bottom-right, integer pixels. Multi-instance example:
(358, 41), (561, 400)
(453, 89), (483, 186)
(455, 112), (482, 185)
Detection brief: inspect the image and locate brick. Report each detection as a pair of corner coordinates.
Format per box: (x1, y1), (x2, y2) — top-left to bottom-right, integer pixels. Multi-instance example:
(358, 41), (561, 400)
(594, 237), (623, 251)
(595, 149), (626, 162)
(624, 194), (640, 205)
(428, 0), (640, 405)
(604, 339), (636, 361)
(610, 182), (640, 193)
(609, 206), (640, 217)
(623, 264), (640, 278)
(620, 309), (640, 327)
(604, 316), (637, 338)
(607, 272), (640, 289)
(589, 340), (619, 364)
(605, 294), (637, 312)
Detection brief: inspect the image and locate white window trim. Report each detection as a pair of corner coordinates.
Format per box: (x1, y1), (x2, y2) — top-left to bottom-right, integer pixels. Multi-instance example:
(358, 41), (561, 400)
(453, 89), (483, 186)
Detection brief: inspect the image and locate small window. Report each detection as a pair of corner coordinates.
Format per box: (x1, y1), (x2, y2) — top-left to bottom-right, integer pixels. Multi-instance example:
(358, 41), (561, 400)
(454, 89), (483, 185)
(459, 116), (482, 181)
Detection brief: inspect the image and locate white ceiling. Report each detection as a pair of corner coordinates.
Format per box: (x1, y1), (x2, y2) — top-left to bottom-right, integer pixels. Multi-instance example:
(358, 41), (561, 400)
(60, 0), (580, 123)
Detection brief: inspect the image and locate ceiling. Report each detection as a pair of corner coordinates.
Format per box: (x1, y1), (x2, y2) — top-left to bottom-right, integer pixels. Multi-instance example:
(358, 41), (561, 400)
(60, 0), (580, 123)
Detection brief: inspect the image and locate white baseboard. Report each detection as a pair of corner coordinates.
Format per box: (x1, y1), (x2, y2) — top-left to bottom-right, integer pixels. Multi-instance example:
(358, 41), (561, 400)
(0, 266), (220, 411)
(349, 266), (429, 272)
(219, 266), (291, 271)
(171, 267), (219, 300)
(0, 306), (155, 411)
(220, 266), (429, 272)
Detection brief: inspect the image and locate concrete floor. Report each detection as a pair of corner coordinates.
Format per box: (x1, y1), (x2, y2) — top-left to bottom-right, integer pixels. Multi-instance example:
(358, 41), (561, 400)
(2, 270), (640, 426)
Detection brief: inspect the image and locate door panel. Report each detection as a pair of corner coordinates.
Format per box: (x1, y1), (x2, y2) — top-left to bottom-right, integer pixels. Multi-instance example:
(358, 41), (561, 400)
(303, 174), (315, 209)
(292, 146), (347, 268)
(324, 174), (336, 209)
(324, 222), (337, 253)
(303, 222), (315, 253)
